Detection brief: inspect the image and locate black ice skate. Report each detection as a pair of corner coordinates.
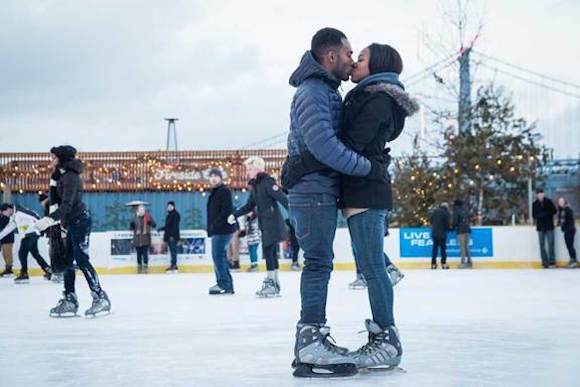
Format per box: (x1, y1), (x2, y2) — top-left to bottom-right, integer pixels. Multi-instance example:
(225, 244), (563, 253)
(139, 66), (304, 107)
(85, 291), (111, 318)
(209, 284), (234, 295)
(14, 272), (29, 284)
(349, 319), (402, 369)
(50, 292), (79, 318)
(0, 266), (14, 278)
(43, 268), (52, 281)
(293, 325), (357, 378)
(165, 265), (179, 273)
(291, 262), (301, 271)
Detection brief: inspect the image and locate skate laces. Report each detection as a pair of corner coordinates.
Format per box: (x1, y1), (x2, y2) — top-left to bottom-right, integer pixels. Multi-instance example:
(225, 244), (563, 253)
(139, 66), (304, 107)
(319, 329), (344, 354)
(356, 332), (388, 355)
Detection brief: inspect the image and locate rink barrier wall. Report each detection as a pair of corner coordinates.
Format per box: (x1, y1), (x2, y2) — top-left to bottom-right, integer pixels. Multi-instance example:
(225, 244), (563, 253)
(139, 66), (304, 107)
(8, 226), (578, 276)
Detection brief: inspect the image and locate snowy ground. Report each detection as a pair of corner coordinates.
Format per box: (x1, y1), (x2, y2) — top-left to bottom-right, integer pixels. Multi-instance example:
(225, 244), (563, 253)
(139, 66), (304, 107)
(1, 269), (579, 387)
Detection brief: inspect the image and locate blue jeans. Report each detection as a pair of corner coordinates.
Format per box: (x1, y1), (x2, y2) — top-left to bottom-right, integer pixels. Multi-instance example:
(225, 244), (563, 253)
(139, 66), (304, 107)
(211, 234), (234, 291)
(289, 193), (338, 325)
(538, 230), (555, 267)
(248, 243), (259, 264)
(355, 251), (392, 275)
(64, 212), (102, 295)
(167, 239), (178, 266)
(348, 209), (394, 329)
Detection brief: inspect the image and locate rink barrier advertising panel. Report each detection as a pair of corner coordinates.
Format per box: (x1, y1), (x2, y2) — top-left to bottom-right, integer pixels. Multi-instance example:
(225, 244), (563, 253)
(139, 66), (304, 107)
(399, 227), (493, 258)
(11, 226), (578, 274)
(109, 230), (208, 267)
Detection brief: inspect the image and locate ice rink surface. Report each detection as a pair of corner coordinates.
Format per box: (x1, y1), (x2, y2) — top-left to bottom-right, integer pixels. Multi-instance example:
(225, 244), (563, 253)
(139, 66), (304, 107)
(1, 268), (579, 387)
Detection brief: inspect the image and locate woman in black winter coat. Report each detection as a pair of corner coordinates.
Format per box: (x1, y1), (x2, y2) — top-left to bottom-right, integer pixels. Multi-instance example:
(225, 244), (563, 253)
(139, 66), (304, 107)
(339, 43), (419, 369)
(234, 156), (288, 297)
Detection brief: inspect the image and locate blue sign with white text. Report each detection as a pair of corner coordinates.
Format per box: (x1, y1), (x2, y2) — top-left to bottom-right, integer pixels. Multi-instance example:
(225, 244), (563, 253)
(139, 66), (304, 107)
(399, 228), (493, 258)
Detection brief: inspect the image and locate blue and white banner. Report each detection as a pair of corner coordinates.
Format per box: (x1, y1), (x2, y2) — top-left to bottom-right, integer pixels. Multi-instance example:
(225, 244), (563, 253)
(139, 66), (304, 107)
(399, 228), (493, 258)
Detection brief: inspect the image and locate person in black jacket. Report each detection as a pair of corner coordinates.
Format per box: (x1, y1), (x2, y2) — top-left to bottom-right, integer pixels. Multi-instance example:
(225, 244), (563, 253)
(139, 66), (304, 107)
(233, 156), (288, 297)
(532, 188), (557, 268)
(39, 192), (65, 282)
(557, 197), (577, 268)
(159, 201), (181, 272)
(0, 213), (15, 277)
(453, 199), (472, 269)
(206, 168), (236, 295)
(36, 145), (111, 317)
(338, 44), (416, 369)
(430, 202), (451, 270)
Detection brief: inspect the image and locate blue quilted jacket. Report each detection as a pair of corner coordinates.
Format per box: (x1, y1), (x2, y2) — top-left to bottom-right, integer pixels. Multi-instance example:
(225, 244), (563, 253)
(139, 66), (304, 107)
(286, 51), (371, 197)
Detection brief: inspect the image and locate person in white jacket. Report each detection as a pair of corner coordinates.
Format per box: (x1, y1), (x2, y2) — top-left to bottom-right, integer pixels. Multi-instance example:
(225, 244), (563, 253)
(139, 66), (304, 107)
(0, 203), (52, 283)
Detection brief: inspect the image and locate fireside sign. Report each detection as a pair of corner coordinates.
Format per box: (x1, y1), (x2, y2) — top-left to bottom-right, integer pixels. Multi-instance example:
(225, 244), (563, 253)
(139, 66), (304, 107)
(153, 167), (230, 182)
(399, 227), (493, 258)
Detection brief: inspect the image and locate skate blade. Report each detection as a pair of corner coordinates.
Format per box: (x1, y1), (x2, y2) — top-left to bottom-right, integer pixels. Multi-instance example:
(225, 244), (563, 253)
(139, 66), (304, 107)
(348, 286), (366, 290)
(165, 270), (179, 274)
(359, 365), (406, 374)
(293, 362), (358, 378)
(14, 280), (30, 284)
(256, 293), (281, 298)
(50, 312), (80, 318)
(85, 310), (111, 319)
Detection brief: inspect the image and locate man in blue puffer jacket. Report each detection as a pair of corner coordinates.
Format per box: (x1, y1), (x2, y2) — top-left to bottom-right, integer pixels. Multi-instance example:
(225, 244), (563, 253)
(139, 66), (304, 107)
(288, 28), (389, 378)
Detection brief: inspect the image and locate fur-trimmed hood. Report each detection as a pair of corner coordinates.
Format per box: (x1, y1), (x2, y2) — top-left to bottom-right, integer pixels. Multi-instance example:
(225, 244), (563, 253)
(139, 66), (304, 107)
(365, 83), (420, 117)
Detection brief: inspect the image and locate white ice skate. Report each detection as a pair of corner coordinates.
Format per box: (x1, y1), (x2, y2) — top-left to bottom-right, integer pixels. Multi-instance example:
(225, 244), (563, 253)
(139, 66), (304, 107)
(85, 291), (111, 318)
(386, 264), (405, 287)
(350, 319), (402, 370)
(348, 273), (367, 290)
(256, 278), (280, 298)
(293, 325), (357, 378)
(50, 292), (79, 318)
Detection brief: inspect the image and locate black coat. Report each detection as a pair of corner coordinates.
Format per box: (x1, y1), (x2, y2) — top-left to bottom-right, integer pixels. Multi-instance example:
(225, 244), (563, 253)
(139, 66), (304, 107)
(0, 215), (15, 244)
(234, 173), (288, 247)
(207, 184), (236, 237)
(558, 205), (576, 233)
(453, 205), (471, 234)
(339, 81), (418, 210)
(160, 209), (181, 242)
(532, 198), (557, 231)
(48, 159), (86, 226)
(430, 206), (451, 240)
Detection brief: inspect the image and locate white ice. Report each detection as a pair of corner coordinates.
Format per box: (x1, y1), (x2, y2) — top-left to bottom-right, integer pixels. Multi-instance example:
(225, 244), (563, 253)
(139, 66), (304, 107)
(1, 269), (579, 387)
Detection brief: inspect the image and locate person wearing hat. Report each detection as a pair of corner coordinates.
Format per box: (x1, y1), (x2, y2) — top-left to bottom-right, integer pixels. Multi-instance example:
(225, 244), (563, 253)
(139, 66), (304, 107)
(39, 192), (65, 282)
(429, 202), (451, 270)
(206, 167), (236, 295)
(130, 204), (156, 274)
(232, 156), (289, 297)
(532, 188), (557, 268)
(35, 145), (111, 317)
(0, 210), (15, 277)
(0, 203), (52, 283)
(159, 201), (181, 272)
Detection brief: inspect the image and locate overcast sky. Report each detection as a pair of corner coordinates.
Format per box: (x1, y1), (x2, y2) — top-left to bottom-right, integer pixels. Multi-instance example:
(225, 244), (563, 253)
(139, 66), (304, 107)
(1, 0), (578, 157)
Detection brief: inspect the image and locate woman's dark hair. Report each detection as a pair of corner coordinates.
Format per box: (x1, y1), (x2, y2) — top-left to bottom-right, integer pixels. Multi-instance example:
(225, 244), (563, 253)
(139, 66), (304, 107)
(368, 43), (403, 75)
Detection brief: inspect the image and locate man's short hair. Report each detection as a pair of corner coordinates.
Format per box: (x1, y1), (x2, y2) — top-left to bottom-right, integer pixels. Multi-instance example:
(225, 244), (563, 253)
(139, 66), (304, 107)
(0, 203), (14, 212)
(311, 27), (347, 63)
(536, 188), (544, 194)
